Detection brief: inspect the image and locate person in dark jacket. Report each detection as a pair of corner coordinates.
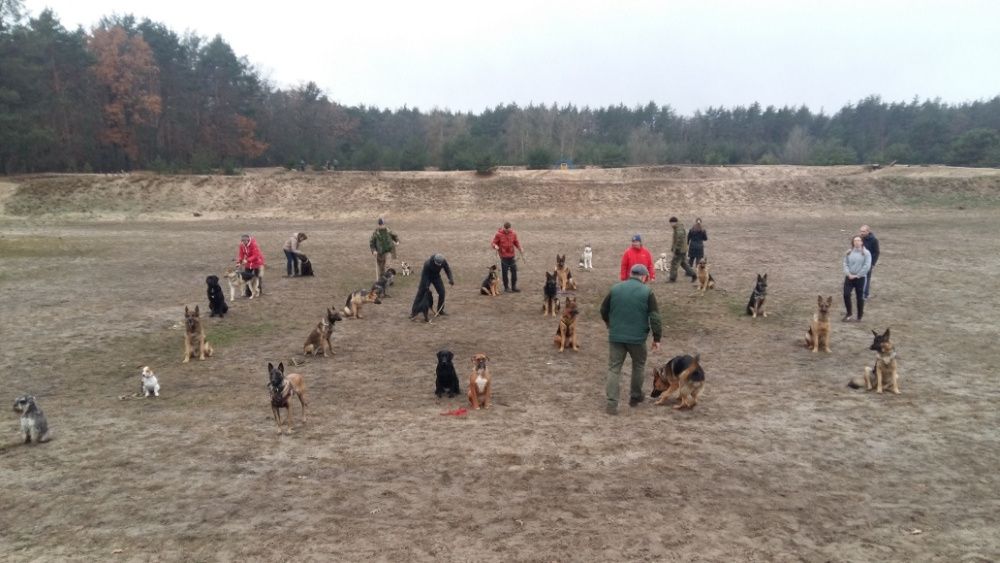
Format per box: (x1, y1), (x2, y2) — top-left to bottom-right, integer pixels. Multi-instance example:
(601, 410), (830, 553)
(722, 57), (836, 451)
(600, 264), (663, 415)
(686, 218), (708, 269)
(411, 253), (454, 318)
(859, 225), (880, 301)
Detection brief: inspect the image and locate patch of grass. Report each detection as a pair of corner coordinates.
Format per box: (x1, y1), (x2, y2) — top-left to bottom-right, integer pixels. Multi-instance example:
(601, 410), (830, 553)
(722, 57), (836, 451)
(0, 236), (98, 258)
(210, 321), (277, 348)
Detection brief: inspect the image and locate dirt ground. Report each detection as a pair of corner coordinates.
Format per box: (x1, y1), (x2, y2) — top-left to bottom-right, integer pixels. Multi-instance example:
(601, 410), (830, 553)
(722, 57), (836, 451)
(1, 166), (999, 561)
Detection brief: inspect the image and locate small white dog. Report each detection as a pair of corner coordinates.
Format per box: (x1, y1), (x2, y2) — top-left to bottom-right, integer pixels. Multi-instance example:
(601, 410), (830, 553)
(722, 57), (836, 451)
(140, 366), (161, 398)
(578, 245), (593, 270)
(399, 261), (412, 276)
(654, 253), (669, 272)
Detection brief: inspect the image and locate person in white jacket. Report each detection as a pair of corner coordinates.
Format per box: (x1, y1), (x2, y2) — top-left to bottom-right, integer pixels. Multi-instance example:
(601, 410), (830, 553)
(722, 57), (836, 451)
(842, 235), (872, 322)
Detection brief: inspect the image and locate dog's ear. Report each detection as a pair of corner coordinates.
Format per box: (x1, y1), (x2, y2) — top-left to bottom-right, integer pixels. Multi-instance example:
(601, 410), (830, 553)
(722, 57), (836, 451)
(277, 362), (284, 373)
(871, 329), (879, 337)
(185, 305), (190, 315)
(762, 273), (767, 281)
(194, 305), (200, 316)
(883, 328), (890, 339)
(267, 362), (274, 372)
(826, 296), (833, 306)
(692, 354), (701, 365)
(817, 295), (823, 305)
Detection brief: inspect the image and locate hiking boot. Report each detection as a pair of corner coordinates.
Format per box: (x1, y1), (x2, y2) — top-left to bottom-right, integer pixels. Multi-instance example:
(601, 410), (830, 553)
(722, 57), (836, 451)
(842, 314), (853, 322)
(606, 405), (619, 416)
(511, 287), (521, 293)
(629, 397), (644, 407)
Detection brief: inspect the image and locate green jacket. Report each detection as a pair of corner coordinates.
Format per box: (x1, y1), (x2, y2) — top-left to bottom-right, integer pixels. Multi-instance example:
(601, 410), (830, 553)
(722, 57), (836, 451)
(600, 277), (663, 345)
(369, 227), (399, 254)
(671, 223), (688, 254)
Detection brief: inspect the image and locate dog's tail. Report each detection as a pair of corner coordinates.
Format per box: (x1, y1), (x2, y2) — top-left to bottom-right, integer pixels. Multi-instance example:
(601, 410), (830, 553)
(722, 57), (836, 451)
(847, 376), (865, 389)
(203, 342), (214, 357)
(804, 327), (814, 348)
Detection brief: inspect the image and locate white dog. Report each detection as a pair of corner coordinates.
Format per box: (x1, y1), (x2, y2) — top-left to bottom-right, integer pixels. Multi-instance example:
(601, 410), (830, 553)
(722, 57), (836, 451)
(578, 245), (593, 270)
(399, 261), (412, 276)
(141, 366), (161, 398)
(654, 253), (669, 272)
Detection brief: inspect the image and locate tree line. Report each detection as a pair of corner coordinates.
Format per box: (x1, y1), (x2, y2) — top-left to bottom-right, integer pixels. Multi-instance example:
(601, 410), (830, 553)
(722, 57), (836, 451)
(2, 7), (999, 174)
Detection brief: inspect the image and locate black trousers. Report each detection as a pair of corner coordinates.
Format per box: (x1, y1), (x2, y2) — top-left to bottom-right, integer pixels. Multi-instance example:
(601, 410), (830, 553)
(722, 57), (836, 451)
(500, 256), (518, 290)
(843, 276), (865, 319)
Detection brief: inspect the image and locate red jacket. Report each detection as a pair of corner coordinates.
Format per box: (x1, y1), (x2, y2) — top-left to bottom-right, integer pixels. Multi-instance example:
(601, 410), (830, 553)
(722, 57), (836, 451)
(491, 228), (522, 258)
(620, 246), (655, 281)
(238, 237), (265, 269)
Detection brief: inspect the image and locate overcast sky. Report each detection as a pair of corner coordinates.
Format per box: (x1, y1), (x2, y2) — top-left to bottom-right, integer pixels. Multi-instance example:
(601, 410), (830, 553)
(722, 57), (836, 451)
(21, 0), (1000, 115)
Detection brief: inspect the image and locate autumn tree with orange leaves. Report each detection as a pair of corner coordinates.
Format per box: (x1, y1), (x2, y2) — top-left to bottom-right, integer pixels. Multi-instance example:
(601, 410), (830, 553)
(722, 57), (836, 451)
(88, 25), (161, 168)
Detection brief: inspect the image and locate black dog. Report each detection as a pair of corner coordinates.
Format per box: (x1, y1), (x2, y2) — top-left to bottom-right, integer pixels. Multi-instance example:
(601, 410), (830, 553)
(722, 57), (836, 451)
(373, 267), (396, 298)
(410, 286), (434, 322)
(299, 254), (315, 277)
(434, 349), (460, 398)
(206, 275), (229, 318)
(745, 273), (768, 318)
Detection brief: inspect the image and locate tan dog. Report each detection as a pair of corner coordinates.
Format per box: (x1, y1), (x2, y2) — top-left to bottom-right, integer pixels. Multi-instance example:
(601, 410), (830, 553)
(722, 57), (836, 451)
(267, 362), (307, 434)
(651, 354), (705, 409)
(696, 258), (715, 295)
(467, 353), (492, 410)
(555, 254), (577, 291)
(804, 295), (833, 353)
(224, 263), (260, 301)
(303, 318), (333, 357)
(342, 288), (382, 319)
(182, 305), (213, 363)
(849, 328), (900, 394)
(553, 296), (580, 352)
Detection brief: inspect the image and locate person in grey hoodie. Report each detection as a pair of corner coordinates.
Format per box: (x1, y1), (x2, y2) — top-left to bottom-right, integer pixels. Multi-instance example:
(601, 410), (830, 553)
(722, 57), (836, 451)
(842, 235), (872, 322)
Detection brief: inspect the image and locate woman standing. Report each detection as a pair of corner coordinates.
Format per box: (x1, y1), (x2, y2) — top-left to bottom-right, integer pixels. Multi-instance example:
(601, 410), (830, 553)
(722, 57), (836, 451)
(686, 218), (708, 269)
(842, 235), (872, 322)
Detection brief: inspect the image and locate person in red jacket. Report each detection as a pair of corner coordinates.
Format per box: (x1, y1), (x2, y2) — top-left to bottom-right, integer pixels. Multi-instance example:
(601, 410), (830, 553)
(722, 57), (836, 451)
(237, 234), (266, 295)
(619, 234), (655, 281)
(491, 221), (524, 292)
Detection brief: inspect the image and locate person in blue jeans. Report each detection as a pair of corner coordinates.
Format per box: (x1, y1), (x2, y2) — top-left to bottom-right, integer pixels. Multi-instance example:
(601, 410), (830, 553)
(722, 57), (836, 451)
(282, 232), (307, 277)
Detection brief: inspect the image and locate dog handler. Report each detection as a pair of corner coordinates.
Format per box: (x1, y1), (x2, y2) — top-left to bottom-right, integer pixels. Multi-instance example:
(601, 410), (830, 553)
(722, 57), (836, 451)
(237, 233), (265, 295)
(411, 253), (454, 318)
(370, 217), (400, 280)
(491, 221), (524, 292)
(601, 264), (662, 415)
(282, 232), (307, 277)
(619, 234), (655, 281)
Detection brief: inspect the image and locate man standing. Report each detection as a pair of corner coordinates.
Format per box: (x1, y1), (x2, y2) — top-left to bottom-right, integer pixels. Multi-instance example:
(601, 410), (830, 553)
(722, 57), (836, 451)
(859, 224), (880, 300)
(668, 217), (697, 282)
(619, 234), (655, 281)
(491, 221), (524, 292)
(411, 253), (454, 318)
(600, 264), (663, 415)
(370, 217), (400, 280)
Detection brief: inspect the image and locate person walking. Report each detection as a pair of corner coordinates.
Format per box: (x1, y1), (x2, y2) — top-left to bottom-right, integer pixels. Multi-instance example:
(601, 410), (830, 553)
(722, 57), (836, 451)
(619, 234), (655, 281)
(491, 221), (524, 292)
(237, 233), (265, 296)
(370, 217), (400, 280)
(282, 232), (307, 277)
(859, 224), (880, 301)
(600, 264), (663, 415)
(686, 218), (708, 269)
(668, 217), (697, 282)
(842, 235), (872, 322)
(411, 253), (454, 318)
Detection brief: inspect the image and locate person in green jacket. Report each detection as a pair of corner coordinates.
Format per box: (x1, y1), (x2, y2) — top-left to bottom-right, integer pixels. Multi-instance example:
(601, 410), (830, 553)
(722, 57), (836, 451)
(369, 217), (400, 280)
(600, 263), (663, 415)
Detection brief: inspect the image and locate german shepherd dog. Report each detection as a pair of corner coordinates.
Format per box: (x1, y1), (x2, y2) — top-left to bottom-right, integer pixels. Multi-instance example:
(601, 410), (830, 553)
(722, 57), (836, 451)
(695, 258), (716, 295)
(224, 263), (260, 301)
(804, 295), (834, 353)
(480, 264), (500, 296)
(342, 288), (382, 319)
(267, 362), (307, 434)
(745, 273), (768, 318)
(651, 354), (705, 410)
(372, 267), (396, 298)
(555, 254), (577, 291)
(182, 305), (213, 363)
(553, 296), (580, 352)
(848, 328), (900, 394)
(299, 254), (315, 277)
(542, 272), (560, 316)
(206, 275), (228, 317)
(435, 349), (461, 398)
(467, 353), (492, 410)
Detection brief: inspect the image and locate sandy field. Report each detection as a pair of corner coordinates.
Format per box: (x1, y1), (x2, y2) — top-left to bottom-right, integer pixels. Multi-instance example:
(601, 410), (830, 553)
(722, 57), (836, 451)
(1, 166), (998, 561)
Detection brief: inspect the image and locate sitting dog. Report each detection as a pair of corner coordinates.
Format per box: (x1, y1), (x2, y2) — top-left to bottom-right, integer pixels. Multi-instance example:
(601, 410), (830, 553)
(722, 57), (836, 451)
(553, 296), (580, 352)
(555, 254), (577, 291)
(224, 263), (260, 301)
(745, 273), (768, 318)
(467, 353), (492, 410)
(695, 258), (716, 295)
(650, 354), (705, 409)
(804, 295), (833, 353)
(342, 288), (382, 319)
(542, 272), (560, 316)
(267, 362), (307, 434)
(480, 265), (500, 296)
(206, 275), (229, 318)
(578, 244), (593, 270)
(372, 267), (396, 298)
(182, 305), (213, 363)
(299, 254), (315, 277)
(140, 366), (160, 397)
(435, 350), (461, 398)
(303, 317), (334, 357)
(848, 328), (900, 394)
(399, 261), (413, 276)
(12, 395), (50, 443)
(654, 253), (669, 272)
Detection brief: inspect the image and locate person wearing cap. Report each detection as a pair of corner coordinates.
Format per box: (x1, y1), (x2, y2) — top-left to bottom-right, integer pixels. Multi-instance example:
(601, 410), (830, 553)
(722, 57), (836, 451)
(237, 234), (265, 296)
(369, 217), (400, 280)
(619, 234), (656, 281)
(600, 263), (662, 415)
(411, 253), (454, 318)
(668, 216), (698, 283)
(282, 232), (308, 277)
(491, 221), (524, 292)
